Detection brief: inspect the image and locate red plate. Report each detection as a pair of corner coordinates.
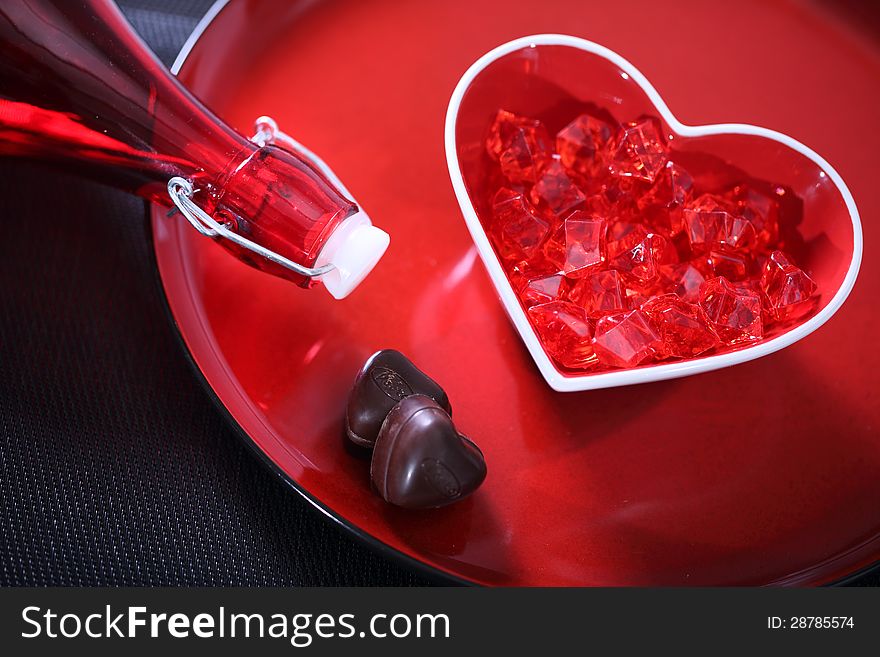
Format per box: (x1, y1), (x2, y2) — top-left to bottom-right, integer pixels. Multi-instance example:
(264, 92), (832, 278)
(152, 0), (880, 585)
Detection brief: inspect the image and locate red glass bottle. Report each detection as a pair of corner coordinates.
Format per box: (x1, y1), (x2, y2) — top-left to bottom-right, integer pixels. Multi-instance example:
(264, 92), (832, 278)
(0, 0), (388, 297)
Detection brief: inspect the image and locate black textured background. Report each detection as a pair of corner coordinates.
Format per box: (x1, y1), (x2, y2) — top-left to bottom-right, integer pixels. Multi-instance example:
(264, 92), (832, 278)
(0, 0), (875, 587)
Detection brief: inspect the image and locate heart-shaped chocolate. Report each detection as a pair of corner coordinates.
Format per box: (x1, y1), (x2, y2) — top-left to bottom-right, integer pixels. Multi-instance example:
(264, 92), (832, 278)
(346, 349), (451, 448)
(371, 395), (486, 509)
(445, 35), (862, 392)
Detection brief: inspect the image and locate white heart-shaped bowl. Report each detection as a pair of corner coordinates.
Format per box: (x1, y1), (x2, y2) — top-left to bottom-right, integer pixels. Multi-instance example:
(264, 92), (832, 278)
(445, 34), (863, 392)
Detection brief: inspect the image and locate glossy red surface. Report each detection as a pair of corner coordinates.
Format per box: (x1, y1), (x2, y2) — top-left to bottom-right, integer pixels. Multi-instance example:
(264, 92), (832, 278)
(153, 0), (880, 585)
(0, 0), (356, 285)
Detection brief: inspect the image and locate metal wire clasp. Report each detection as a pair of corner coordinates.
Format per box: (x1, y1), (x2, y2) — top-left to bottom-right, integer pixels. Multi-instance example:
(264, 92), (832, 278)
(166, 176), (335, 279)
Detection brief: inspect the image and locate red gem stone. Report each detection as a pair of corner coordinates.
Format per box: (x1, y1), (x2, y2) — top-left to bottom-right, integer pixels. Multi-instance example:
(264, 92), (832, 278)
(608, 233), (674, 287)
(486, 109), (550, 157)
(583, 191), (613, 217)
(486, 110), (520, 160)
(529, 159), (586, 218)
(761, 249), (795, 276)
(625, 287), (651, 310)
(698, 276), (763, 344)
(717, 214), (757, 251)
(592, 309), (661, 368)
(607, 220), (650, 256)
(708, 248), (749, 281)
(682, 193), (727, 253)
(605, 175), (645, 200)
(486, 111), (553, 184)
(508, 255), (558, 291)
(527, 301), (598, 370)
(491, 188), (550, 261)
(542, 211), (606, 277)
(499, 130), (553, 184)
(556, 113), (617, 178)
(642, 294), (719, 358)
(760, 250), (818, 321)
(598, 178), (643, 225)
(727, 184), (781, 249)
(610, 117), (668, 183)
(520, 273), (568, 307)
(637, 161), (694, 234)
(570, 269), (627, 318)
(659, 260), (709, 303)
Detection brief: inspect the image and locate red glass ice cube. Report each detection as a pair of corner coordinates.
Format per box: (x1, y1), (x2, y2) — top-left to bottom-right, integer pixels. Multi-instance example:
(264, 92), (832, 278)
(624, 287), (652, 310)
(486, 110), (521, 160)
(499, 129), (553, 184)
(698, 276), (763, 344)
(508, 255), (559, 291)
(542, 211), (606, 277)
(520, 273), (569, 307)
(607, 220), (650, 257)
(569, 269), (627, 318)
(556, 113), (617, 178)
(491, 188), (550, 261)
(608, 233), (675, 287)
(528, 301), (598, 370)
(727, 184), (781, 249)
(592, 309), (661, 368)
(716, 214), (757, 251)
(682, 194), (727, 253)
(642, 294), (719, 358)
(529, 159), (586, 218)
(708, 249), (749, 281)
(581, 190), (611, 215)
(609, 117), (668, 183)
(637, 161), (694, 234)
(760, 250), (818, 321)
(486, 110), (553, 184)
(486, 110), (550, 159)
(659, 260), (709, 303)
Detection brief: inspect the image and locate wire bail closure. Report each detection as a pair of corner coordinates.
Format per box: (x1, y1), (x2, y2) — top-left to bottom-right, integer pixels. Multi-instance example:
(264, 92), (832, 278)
(166, 115), (339, 279)
(166, 177), (335, 278)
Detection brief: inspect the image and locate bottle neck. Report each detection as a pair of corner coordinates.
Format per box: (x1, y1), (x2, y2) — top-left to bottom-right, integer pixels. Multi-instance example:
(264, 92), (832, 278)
(0, 0), (376, 291)
(0, 0), (250, 201)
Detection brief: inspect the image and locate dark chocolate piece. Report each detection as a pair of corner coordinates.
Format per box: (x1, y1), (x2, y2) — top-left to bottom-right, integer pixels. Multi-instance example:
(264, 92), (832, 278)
(371, 395), (486, 509)
(346, 350), (451, 449)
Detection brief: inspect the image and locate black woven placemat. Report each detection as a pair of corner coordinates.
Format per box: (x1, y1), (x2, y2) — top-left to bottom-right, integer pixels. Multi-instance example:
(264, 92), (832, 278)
(0, 0), (875, 587)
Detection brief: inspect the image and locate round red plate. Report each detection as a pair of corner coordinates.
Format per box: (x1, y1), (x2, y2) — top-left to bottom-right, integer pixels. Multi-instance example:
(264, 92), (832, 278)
(152, 0), (880, 585)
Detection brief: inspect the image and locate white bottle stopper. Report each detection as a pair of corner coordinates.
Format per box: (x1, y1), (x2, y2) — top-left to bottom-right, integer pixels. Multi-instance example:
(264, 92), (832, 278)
(315, 211), (390, 299)
(252, 118), (389, 299)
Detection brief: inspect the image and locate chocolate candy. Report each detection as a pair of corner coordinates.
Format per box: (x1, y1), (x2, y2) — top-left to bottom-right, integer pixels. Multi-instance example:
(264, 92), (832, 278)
(346, 351), (486, 509)
(371, 395), (486, 509)
(346, 350), (451, 448)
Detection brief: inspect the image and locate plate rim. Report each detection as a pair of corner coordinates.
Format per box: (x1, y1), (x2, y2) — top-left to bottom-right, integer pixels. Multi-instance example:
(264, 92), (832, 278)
(152, 0), (878, 586)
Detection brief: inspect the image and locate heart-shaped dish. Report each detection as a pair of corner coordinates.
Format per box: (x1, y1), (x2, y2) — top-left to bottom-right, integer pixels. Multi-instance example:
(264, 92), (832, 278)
(446, 34), (862, 392)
